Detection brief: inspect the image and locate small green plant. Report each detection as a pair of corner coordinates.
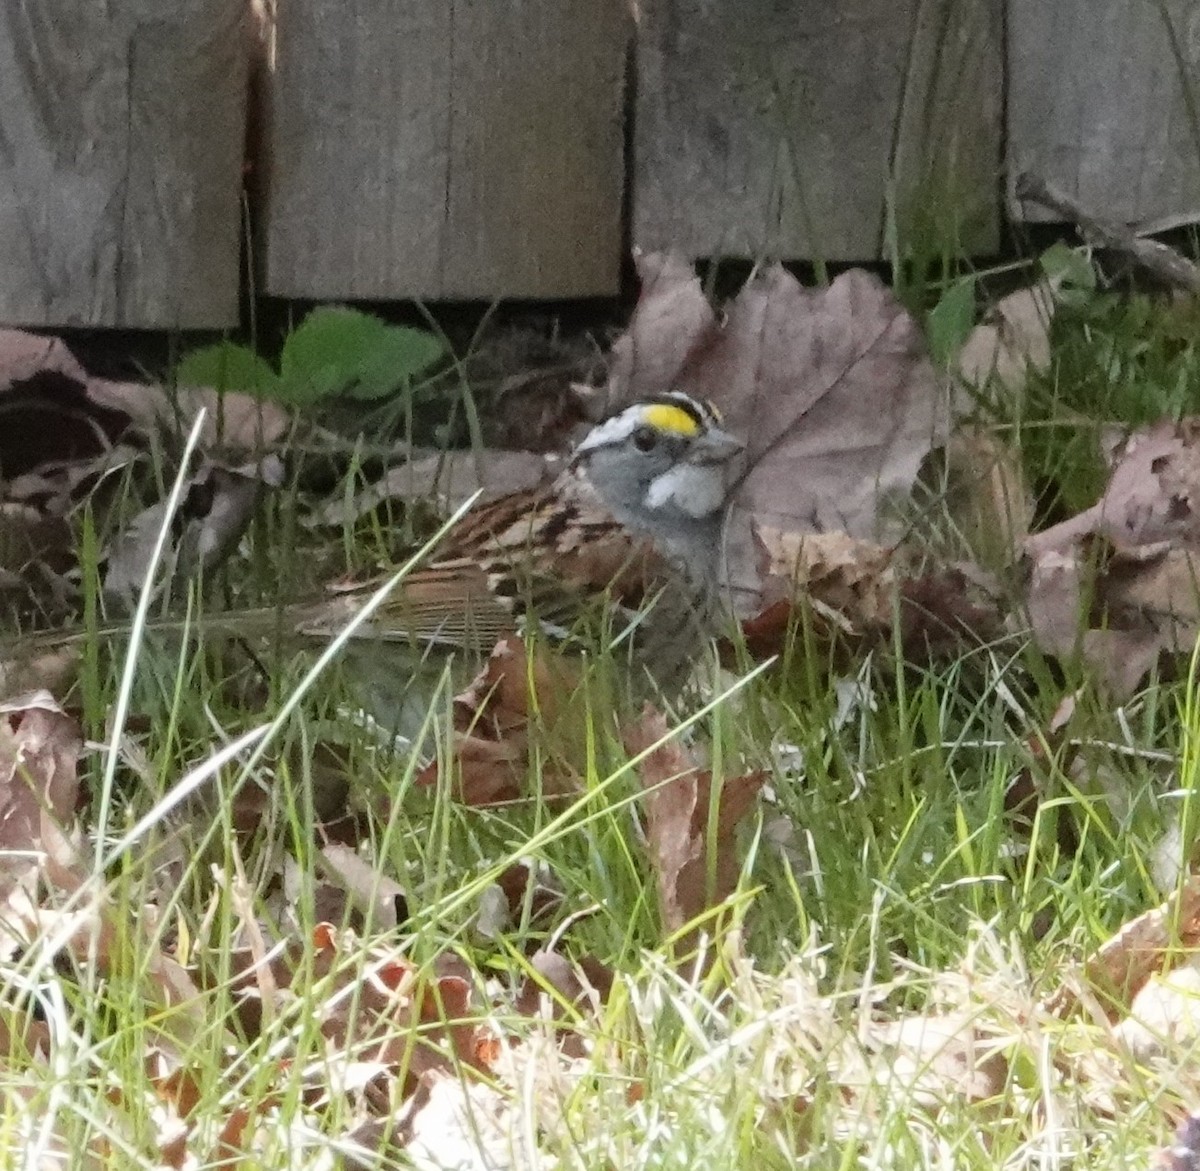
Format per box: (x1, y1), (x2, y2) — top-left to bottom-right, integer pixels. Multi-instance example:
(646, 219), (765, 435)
(925, 241), (1097, 370)
(175, 306), (447, 407)
(925, 271), (977, 368)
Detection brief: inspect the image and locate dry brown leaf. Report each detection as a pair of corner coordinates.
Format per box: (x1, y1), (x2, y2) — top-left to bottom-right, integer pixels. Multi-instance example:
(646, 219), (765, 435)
(495, 862), (563, 936)
(606, 250), (717, 402)
(730, 529), (898, 665)
(317, 843), (409, 933)
(0, 327), (290, 460)
(309, 449), (556, 526)
(608, 255), (954, 613)
(514, 948), (614, 1058)
(716, 267), (951, 542)
(1025, 537), (1200, 696)
(516, 950), (613, 1019)
(417, 735), (528, 807)
(1028, 418), (1200, 557)
(356, 950), (492, 1091)
(91, 378), (291, 453)
(940, 425), (1034, 568)
(0, 328), (87, 385)
(625, 705), (764, 952)
(895, 566), (1006, 664)
(756, 529), (898, 629)
(1024, 546), (1085, 663)
(733, 531), (1002, 667)
(870, 1010), (1009, 1107)
(1093, 543), (1200, 688)
(103, 455), (284, 605)
(224, 922), (495, 1107)
(0, 646), (80, 704)
(211, 1104), (256, 1168)
(415, 637), (582, 806)
(1021, 419), (1200, 694)
(1115, 959), (1200, 1064)
(5, 443), (143, 520)
(1045, 872), (1200, 1019)
(511, 940), (614, 1060)
(0, 691), (81, 856)
(955, 279), (1060, 395)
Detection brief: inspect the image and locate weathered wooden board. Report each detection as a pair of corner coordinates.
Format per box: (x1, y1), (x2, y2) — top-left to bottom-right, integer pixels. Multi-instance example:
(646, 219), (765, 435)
(264, 1), (628, 300)
(0, 0), (248, 328)
(1009, 0), (1200, 225)
(633, 0), (1002, 262)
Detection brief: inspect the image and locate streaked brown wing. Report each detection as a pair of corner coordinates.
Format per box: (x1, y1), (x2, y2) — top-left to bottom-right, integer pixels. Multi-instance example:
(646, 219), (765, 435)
(295, 559), (514, 648)
(442, 477), (669, 614)
(298, 480), (670, 650)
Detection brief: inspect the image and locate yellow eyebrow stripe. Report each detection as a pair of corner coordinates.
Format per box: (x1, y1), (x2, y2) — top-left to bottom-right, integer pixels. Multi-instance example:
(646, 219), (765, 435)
(641, 403), (700, 436)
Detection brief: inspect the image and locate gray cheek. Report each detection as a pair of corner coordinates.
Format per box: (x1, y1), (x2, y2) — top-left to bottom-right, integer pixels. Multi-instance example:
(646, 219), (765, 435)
(685, 477), (724, 517)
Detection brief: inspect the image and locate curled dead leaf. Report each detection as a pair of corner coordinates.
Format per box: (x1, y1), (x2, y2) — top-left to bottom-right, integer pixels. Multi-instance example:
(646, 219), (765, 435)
(1045, 873), (1200, 1020)
(736, 528), (1003, 668)
(1021, 418), (1200, 694)
(625, 705), (764, 954)
(1028, 418), (1200, 557)
(1025, 535), (1200, 696)
(756, 528), (897, 629)
(515, 948), (614, 1058)
(0, 691), (82, 858)
(0, 327), (290, 462)
(415, 637), (582, 806)
(939, 425), (1034, 568)
(954, 279), (1061, 396)
(103, 456), (283, 605)
(316, 843), (409, 933)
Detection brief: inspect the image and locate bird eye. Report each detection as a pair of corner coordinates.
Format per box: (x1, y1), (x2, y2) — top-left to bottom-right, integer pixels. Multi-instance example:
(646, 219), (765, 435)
(632, 426), (658, 452)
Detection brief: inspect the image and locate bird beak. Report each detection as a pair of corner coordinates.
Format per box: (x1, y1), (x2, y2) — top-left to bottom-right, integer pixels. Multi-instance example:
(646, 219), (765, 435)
(691, 425), (744, 464)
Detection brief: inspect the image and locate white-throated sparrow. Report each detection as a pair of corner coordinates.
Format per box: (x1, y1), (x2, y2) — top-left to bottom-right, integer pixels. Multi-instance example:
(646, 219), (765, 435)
(5, 394), (745, 704)
(304, 392), (744, 690)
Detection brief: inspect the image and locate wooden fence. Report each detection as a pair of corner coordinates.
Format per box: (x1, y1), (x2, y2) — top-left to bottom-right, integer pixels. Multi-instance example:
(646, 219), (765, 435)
(1, 0), (1198, 329)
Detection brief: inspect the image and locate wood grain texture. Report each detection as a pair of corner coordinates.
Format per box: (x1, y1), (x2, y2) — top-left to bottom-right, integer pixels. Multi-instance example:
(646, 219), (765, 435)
(633, 0), (1002, 262)
(264, 0), (628, 300)
(1009, 0), (1200, 225)
(0, 0), (248, 328)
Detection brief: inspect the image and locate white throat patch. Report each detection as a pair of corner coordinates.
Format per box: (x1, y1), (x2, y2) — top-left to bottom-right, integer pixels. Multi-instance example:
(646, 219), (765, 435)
(645, 464), (724, 517)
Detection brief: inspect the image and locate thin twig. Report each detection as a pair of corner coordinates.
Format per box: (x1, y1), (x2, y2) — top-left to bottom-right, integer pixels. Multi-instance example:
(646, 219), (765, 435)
(1015, 172), (1200, 293)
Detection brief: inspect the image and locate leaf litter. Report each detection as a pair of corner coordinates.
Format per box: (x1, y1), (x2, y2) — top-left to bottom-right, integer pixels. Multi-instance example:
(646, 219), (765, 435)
(5, 251), (1200, 1164)
(1025, 417), (1200, 695)
(623, 704), (765, 956)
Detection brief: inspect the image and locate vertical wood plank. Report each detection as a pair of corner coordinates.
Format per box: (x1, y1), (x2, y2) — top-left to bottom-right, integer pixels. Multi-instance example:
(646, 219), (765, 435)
(0, 0), (248, 328)
(264, 2), (453, 299)
(633, 0), (1002, 262)
(441, 1), (627, 297)
(1009, 0), (1200, 224)
(263, 0), (628, 300)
